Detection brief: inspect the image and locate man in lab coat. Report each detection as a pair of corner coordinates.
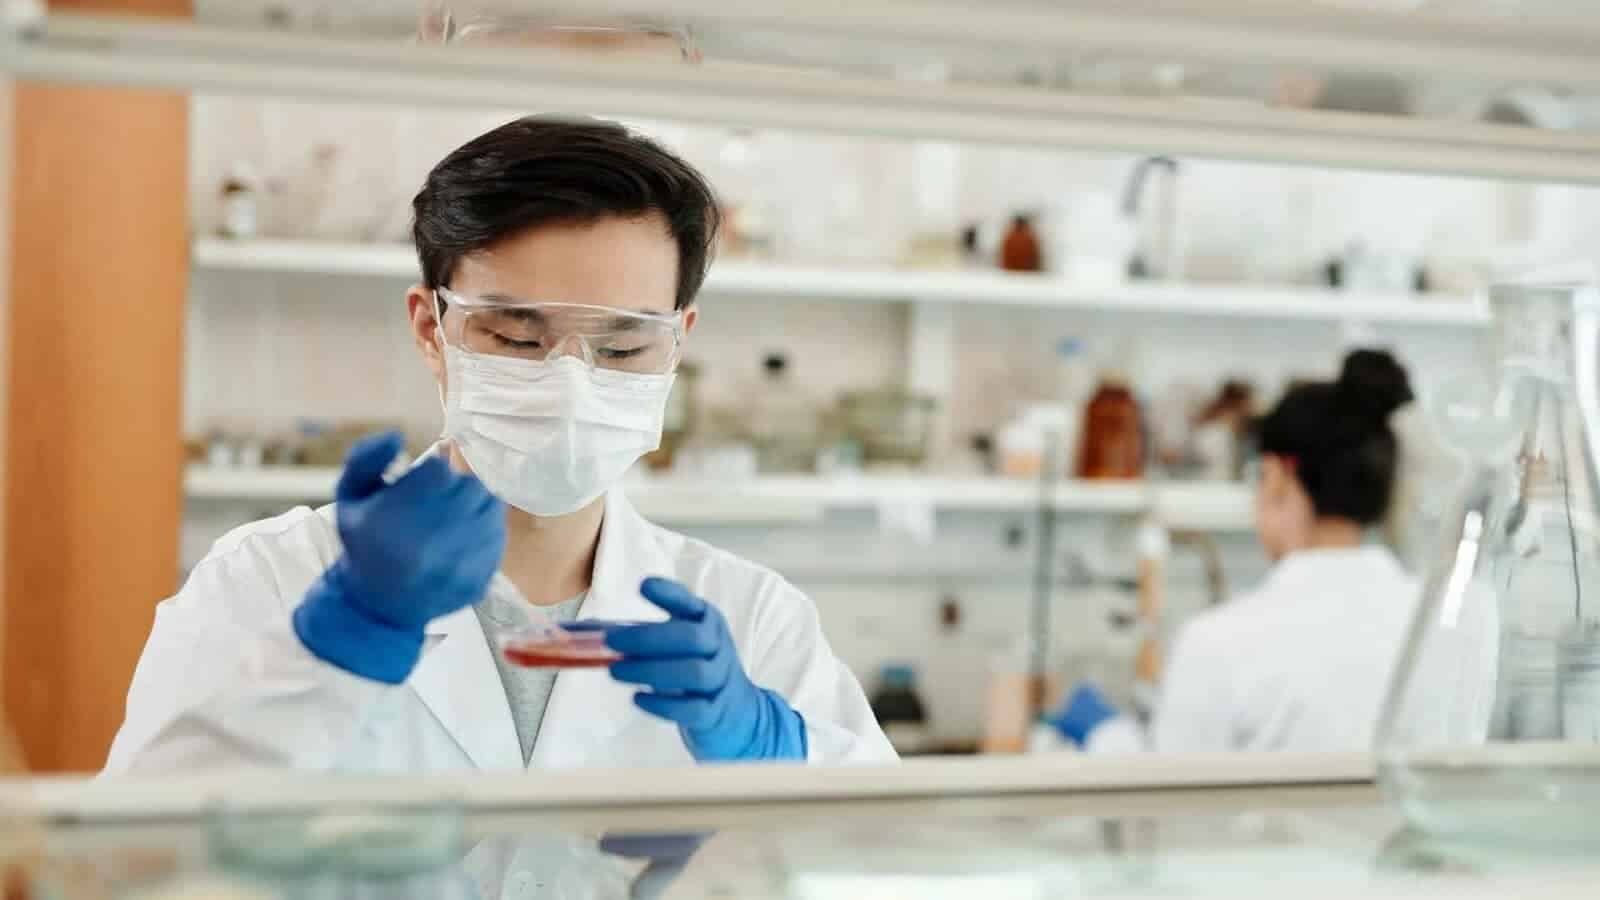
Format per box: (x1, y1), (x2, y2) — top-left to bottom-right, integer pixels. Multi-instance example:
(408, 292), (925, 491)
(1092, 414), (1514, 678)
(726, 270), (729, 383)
(107, 116), (896, 773)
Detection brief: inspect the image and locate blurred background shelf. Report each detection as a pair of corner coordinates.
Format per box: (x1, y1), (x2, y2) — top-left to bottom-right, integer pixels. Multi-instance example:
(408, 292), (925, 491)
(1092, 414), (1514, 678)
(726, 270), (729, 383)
(183, 465), (1255, 532)
(191, 237), (1488, 328)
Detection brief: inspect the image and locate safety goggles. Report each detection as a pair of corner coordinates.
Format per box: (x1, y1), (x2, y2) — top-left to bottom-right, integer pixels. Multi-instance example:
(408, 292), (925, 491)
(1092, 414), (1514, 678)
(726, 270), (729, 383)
(434, 287), (685, 375)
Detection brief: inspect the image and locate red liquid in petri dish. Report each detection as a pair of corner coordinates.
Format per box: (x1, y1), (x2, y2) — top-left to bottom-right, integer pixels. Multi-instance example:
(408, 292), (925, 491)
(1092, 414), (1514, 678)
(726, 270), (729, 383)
(501, 644), (619, 668)
(499, 624), (622, 669)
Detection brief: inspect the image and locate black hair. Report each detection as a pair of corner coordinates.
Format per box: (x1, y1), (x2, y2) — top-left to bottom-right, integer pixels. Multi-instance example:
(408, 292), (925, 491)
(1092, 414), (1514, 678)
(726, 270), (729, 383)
(412, 115), (720, 309)
(1255, 348), (1414, 525)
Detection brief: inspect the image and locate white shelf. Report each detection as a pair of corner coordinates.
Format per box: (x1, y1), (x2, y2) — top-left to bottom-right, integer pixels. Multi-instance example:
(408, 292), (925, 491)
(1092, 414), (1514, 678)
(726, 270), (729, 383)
(192, 238), (1488, 328)
(185, 465), (339, 501)
(184, 466), (1255, 532)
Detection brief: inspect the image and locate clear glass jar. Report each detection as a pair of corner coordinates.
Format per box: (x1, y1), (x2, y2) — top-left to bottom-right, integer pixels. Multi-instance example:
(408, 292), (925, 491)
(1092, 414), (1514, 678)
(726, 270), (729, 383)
(210, 801), (473, 899)
(1378, 273), (1600, 845)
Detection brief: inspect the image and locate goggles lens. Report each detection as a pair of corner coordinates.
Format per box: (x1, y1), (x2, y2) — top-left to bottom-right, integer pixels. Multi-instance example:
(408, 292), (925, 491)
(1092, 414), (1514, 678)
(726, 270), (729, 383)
(437, 290), (681, 375)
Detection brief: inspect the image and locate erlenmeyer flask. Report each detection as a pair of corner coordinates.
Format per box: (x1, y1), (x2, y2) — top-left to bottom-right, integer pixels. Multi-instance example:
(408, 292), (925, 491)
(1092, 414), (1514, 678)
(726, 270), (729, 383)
(1379, 273), (1600, 843)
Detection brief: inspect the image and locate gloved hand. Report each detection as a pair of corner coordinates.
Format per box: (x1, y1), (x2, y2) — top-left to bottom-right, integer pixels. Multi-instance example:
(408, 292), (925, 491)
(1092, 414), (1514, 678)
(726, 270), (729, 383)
(1050, 682), (1121, 747)
(599, 832), (709, 900)
(293, 431), (506, 684)
(600, 577), (807, 762)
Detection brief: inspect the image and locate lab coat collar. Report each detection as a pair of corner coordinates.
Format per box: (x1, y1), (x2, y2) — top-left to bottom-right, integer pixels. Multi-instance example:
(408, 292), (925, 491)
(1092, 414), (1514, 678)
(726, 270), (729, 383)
(583, 487), (674, 624)
(418, 487), (668, 637)
(409, 486), (669, 770)
(1267, 544), (1405, 591)
(412, 441), (665, 631)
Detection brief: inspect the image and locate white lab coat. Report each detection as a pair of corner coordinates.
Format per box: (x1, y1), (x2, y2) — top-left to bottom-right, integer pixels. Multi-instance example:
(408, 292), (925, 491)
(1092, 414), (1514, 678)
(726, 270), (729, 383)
(106, 489), (896, 773)
(1090, 546), (1424, 754)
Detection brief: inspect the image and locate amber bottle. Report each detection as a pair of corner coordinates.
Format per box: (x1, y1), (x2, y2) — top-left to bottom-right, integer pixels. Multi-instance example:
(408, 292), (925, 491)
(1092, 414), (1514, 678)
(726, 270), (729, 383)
(999, 214), (1043, 272)
(1076, 378), (1144, 479)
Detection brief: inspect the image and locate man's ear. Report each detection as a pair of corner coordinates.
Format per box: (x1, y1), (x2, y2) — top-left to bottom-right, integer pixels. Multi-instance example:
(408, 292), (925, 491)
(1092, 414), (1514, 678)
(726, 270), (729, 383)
(408, 285), (445, 384)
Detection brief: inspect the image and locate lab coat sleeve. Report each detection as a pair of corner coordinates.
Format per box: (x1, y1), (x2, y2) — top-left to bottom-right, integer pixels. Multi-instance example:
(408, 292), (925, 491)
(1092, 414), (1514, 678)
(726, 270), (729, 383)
(1084, 716), (1147, 753)
(104, 539), (395, 773)
(1146, 620), (1235, 753)
(744, 576), (898, 764)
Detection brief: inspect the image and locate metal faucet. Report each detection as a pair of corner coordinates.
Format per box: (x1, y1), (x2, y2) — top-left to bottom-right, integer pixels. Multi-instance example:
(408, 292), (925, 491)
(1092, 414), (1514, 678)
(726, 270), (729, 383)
(1122, 156), (1181, 281)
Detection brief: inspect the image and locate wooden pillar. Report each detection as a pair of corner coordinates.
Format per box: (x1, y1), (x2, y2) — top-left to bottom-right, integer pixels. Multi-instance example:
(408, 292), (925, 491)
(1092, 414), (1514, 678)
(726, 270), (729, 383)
(3, 0), (190, 771)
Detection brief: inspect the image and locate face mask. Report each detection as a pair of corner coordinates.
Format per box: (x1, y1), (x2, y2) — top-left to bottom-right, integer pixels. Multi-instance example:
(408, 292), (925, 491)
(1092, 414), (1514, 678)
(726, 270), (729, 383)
(439, 345), (674, 516)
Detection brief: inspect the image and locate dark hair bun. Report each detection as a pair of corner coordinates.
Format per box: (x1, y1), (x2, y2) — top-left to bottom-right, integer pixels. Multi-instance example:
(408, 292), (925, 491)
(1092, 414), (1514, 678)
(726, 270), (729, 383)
(1336, 348), (1414, 421)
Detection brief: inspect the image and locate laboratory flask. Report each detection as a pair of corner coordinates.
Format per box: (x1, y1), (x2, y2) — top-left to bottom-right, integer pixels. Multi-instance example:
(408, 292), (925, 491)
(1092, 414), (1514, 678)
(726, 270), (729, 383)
(1378, 274), (1600, 844)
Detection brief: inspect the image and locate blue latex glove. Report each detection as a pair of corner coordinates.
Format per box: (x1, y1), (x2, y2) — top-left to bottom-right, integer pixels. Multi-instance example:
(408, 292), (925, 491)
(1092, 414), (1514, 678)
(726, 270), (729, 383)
(293, 431), (506, 684)
(600, 578), (807, 762)
(599, 832), (709, 900)
(1051, 682), (1121, 748)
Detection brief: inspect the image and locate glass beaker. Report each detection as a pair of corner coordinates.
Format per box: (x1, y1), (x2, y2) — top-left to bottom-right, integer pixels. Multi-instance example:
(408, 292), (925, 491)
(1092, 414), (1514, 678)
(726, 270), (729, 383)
(210, 801), (472, 899)
(1378, 273), (1600, 844)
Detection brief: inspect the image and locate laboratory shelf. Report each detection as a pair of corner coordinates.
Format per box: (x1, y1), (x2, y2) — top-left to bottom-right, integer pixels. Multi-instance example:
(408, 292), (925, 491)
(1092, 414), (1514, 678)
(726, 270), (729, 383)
(192, 238), (1488, 328)
(184, 465), (1255, 531)
(193, 237), (1491, 328)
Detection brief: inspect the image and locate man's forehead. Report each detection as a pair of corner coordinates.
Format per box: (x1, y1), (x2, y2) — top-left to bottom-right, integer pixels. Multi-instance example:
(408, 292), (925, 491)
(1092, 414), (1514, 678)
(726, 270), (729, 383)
(450, 217), (679, 314)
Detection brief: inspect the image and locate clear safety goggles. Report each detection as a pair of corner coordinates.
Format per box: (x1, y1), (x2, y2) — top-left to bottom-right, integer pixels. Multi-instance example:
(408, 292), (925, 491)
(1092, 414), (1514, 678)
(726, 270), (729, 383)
(434, 287), (685, 375)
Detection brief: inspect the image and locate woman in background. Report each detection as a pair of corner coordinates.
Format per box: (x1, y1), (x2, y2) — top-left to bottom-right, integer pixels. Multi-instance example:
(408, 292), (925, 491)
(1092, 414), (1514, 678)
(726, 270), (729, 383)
(1060, 349), (1421, 753)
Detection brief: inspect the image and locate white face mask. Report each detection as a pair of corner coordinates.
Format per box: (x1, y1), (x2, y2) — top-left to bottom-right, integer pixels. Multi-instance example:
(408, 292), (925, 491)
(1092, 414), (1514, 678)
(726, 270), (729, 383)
(439, 344), (674, 516)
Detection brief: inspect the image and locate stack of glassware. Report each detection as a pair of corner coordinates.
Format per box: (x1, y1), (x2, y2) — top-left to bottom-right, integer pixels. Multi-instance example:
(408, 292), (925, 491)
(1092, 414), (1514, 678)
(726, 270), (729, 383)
(1380, 270), (1600, 845)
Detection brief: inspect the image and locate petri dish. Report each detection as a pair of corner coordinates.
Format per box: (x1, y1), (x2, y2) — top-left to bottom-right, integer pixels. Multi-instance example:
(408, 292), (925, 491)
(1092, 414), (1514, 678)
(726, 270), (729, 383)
(499, 623), (625, 669)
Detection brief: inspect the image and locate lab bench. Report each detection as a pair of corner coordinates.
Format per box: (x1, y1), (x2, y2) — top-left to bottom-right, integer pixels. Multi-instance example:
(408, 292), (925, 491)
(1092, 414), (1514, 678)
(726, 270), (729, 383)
(6, 754), (1594, 899)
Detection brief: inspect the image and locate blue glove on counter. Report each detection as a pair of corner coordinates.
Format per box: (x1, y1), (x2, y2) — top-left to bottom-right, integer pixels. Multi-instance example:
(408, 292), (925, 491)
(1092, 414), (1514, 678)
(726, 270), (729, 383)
(293, 431), (506, 684)
(1051, 682), (1120, 748)
(601, 578), (807, 763)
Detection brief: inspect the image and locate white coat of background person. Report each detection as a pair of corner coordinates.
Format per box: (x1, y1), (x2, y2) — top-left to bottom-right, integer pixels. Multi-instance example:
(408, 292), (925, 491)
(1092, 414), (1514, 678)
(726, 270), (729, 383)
(107, 117), (895, 774)
(1057, 350), (1436, 754)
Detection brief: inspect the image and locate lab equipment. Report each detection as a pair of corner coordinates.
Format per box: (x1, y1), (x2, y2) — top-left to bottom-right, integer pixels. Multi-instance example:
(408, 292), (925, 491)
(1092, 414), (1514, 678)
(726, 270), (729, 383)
(1056, 336), (1093, 441)
(1191, 380), (1255, 480)
(1122, 156), (1183, 281)
(419, 3), (697, 60)
(997, 405), (1072, 479)
(999, 213), (1043, 272)
(292, 432), (506, 685)
(837, 389), (938, 467)
(604, 577), (809, 762)
(747, 352), (821, 473)
(209, 802), (472, 899)
(217, 165), (258, 239)
(869, 665), (931, 755)
(1379, 273), (1600, 844)
(500, 623), (623, 669)
(1077, 375), (1144, 479)
(435, 288), (685, 374)
(714, 129), (777, 259)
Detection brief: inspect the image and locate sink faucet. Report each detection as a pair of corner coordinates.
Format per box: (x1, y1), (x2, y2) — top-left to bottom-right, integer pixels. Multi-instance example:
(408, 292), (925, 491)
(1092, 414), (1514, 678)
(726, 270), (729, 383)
(1122, 156), (1181, 281)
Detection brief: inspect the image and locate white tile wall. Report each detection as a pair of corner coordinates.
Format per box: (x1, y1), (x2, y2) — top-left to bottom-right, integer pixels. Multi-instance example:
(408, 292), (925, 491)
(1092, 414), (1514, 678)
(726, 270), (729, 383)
(183, 95), (1591, 739)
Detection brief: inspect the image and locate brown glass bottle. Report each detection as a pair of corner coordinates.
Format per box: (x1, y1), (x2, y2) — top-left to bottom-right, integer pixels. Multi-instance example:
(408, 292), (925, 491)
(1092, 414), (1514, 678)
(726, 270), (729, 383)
(999, 214), (1043, 272)
(1075, 379), (1144, 479)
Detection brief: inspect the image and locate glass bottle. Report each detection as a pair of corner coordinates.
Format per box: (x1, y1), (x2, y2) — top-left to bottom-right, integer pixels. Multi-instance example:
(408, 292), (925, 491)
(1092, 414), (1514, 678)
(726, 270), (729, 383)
(1378, 273), (1600, 844)
(999, 213), (1043, 272)
(1075, 374), (1144, 480)
(747, 352), (819, 474)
